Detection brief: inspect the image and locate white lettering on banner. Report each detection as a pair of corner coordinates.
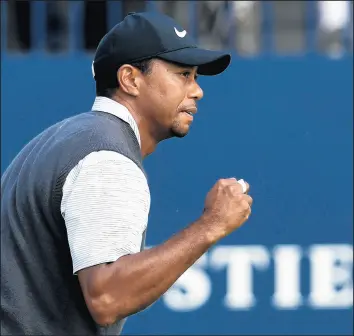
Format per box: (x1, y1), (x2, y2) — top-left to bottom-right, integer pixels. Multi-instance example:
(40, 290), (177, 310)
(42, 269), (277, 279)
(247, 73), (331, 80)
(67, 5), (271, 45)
(154, 244), (353, 312)
(209, 245), (269, 309)
(308, 244), (353, 309)
(272, 245), (303, 309)
(162, 254), (211, 311)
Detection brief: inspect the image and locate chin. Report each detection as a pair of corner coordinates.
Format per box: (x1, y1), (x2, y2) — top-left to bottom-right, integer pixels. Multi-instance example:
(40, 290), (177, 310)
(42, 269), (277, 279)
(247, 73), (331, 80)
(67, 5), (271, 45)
(173, 131), (188, 138)
(170, 120), (191, 138)
(170, 126), (190, 138)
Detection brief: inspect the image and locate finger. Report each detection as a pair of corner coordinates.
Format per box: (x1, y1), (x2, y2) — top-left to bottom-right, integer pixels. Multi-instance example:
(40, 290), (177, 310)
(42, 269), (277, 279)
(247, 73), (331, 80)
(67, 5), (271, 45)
(227, 178), (250, 194)
(243, 201), (252, 219)
(228, 182), (244, 194)
(245, 209), (252, 220)
(243, 194), (253, 206)
(229, 179), (250, 194)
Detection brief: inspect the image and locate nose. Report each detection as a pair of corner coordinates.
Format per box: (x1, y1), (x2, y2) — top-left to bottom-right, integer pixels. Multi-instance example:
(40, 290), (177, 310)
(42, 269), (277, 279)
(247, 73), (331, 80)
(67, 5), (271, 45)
(189, 82), (204, 101)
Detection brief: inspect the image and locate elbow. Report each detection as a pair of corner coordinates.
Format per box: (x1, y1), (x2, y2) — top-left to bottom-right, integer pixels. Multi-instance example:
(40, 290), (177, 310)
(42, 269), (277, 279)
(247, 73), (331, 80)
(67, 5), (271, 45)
(79, 265), (145, 326)
(79, 266), (130, 326)
(87, 293), (127, 326)
(88, 292), (149, 326)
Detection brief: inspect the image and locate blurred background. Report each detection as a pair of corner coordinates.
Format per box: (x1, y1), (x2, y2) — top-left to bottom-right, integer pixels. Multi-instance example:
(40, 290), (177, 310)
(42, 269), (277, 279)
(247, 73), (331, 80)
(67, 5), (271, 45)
(1, 1), (353, 335)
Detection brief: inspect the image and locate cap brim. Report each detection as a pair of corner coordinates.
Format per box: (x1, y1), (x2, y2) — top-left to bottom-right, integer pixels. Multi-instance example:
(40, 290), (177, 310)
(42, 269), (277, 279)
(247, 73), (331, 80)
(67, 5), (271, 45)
(158, 47), (231, 76)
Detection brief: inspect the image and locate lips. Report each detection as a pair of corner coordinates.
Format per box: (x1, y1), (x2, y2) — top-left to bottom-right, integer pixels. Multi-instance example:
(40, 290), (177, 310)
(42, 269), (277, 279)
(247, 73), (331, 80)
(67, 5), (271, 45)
(181, 106), (197, 116)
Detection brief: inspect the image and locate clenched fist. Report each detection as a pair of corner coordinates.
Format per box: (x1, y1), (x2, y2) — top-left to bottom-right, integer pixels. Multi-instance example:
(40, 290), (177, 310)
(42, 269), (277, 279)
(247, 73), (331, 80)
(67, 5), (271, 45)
(201, 178), (253, 242)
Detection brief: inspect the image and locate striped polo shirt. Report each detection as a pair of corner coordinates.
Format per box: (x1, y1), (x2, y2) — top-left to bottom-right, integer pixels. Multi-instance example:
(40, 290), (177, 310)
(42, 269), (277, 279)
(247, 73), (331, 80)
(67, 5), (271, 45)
(61, 96), (151, 274)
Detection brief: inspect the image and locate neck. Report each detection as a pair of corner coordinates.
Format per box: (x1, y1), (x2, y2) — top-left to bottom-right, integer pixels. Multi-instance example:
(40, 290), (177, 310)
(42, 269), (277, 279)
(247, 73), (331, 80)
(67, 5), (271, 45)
(112, 93), (159, 158)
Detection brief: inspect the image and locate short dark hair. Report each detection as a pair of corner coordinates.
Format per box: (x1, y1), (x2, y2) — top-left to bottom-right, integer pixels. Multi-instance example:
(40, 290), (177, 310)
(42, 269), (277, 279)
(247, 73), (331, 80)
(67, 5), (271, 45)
(96, 59), (153, 98)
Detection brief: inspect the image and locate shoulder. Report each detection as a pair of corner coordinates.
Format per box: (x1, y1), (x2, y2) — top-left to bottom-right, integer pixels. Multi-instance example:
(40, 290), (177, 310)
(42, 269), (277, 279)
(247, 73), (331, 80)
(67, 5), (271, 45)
(66, 150), (148, 188)
(75, 150), (146, 179)
(61, 150), (150, 216)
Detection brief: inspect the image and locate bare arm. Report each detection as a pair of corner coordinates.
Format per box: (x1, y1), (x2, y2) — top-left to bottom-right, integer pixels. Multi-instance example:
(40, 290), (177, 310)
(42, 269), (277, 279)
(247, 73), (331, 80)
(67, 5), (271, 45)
(62, 151), (216, 326)
(78, 216), (216, 326)
(62, 152), (252, 327)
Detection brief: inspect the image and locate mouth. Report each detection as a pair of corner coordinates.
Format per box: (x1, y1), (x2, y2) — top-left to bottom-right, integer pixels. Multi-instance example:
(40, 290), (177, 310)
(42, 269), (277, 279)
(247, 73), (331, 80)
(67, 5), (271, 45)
(181, 107), (197, 117)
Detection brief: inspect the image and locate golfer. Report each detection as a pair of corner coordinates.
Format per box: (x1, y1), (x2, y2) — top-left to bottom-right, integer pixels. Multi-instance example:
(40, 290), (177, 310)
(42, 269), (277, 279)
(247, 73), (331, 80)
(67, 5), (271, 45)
(1, 11), (252, 335)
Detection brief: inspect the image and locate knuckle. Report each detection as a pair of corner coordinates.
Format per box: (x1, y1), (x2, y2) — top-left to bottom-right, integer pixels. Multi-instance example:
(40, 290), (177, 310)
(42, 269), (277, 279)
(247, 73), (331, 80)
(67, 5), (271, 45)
(228, 185), (239, 196)
(233, 184), (243, 195)
(235, 193), (244, 201)
(226, 182), (235, 190)
(218, 178), (227, 186)
(224, 184), (234, 195)
(218, 177), (239, 187)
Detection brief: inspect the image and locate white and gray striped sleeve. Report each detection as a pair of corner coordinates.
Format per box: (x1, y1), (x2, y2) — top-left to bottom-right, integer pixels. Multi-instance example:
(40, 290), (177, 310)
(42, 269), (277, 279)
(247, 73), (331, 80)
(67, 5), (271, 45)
(61, 150), (151, 274)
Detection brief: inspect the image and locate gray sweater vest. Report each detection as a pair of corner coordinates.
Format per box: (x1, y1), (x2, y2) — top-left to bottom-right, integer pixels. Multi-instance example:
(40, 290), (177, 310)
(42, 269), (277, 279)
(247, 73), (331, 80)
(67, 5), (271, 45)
(1, 111), (145, 335)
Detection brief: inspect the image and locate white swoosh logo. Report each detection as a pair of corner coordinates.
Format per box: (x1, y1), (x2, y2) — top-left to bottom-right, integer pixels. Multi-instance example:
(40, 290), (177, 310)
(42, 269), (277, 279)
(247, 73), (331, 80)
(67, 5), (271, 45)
(174, 27), (187, 38)
(91, 61), (95, 78)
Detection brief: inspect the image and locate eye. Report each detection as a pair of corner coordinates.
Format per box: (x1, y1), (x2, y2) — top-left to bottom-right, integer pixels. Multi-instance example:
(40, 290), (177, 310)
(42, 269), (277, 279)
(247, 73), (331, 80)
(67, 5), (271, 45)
(181, 71), (191, 78)
(180, 71), (198, 81)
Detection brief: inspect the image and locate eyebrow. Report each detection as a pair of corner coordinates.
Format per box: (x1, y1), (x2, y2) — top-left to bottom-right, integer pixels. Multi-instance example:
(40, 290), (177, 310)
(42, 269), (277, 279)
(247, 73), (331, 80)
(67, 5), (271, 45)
(165, 59), (195, 71)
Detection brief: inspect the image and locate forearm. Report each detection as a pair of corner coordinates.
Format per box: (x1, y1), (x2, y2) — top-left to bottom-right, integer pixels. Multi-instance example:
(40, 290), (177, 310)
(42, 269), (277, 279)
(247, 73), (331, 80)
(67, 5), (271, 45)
(83, 216), (216, 324)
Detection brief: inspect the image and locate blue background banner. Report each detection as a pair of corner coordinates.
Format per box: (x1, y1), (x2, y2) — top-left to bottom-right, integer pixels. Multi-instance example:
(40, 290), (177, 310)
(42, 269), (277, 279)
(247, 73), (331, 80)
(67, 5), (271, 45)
(2, 54), (352, 335)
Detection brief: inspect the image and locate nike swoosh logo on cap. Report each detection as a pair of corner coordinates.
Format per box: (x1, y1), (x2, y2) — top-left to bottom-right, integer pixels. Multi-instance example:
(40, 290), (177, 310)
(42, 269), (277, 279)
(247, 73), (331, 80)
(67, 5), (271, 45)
(174, 27), (187, 38)
(91, 61), (95, 78)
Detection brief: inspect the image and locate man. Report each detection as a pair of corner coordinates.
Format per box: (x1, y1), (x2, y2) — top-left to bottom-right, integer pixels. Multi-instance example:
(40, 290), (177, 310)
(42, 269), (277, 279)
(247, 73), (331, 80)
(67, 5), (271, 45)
(1, 11), (253, 335)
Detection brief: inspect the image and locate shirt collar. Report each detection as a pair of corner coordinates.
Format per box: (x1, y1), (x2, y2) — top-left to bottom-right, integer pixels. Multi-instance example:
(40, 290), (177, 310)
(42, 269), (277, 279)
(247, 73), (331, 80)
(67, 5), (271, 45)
(91, 96), (141, 147)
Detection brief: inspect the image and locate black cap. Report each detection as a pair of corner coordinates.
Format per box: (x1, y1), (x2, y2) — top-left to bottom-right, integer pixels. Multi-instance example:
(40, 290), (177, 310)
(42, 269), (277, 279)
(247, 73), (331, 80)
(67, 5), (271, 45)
(92, 11), (231, 85)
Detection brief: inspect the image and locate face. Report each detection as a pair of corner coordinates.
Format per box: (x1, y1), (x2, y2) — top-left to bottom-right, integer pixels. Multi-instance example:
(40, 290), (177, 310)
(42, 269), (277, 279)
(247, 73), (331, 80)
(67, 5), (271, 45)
(136, 59), (204, 139)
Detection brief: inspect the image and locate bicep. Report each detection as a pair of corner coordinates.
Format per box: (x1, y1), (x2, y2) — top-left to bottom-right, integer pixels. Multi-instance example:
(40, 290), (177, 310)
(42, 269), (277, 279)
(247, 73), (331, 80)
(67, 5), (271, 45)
(61, 151), (150, 275)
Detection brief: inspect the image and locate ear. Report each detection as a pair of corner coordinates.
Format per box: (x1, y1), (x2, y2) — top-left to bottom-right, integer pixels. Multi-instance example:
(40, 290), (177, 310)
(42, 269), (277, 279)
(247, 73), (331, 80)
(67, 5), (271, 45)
(117, 65), (142, 97)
